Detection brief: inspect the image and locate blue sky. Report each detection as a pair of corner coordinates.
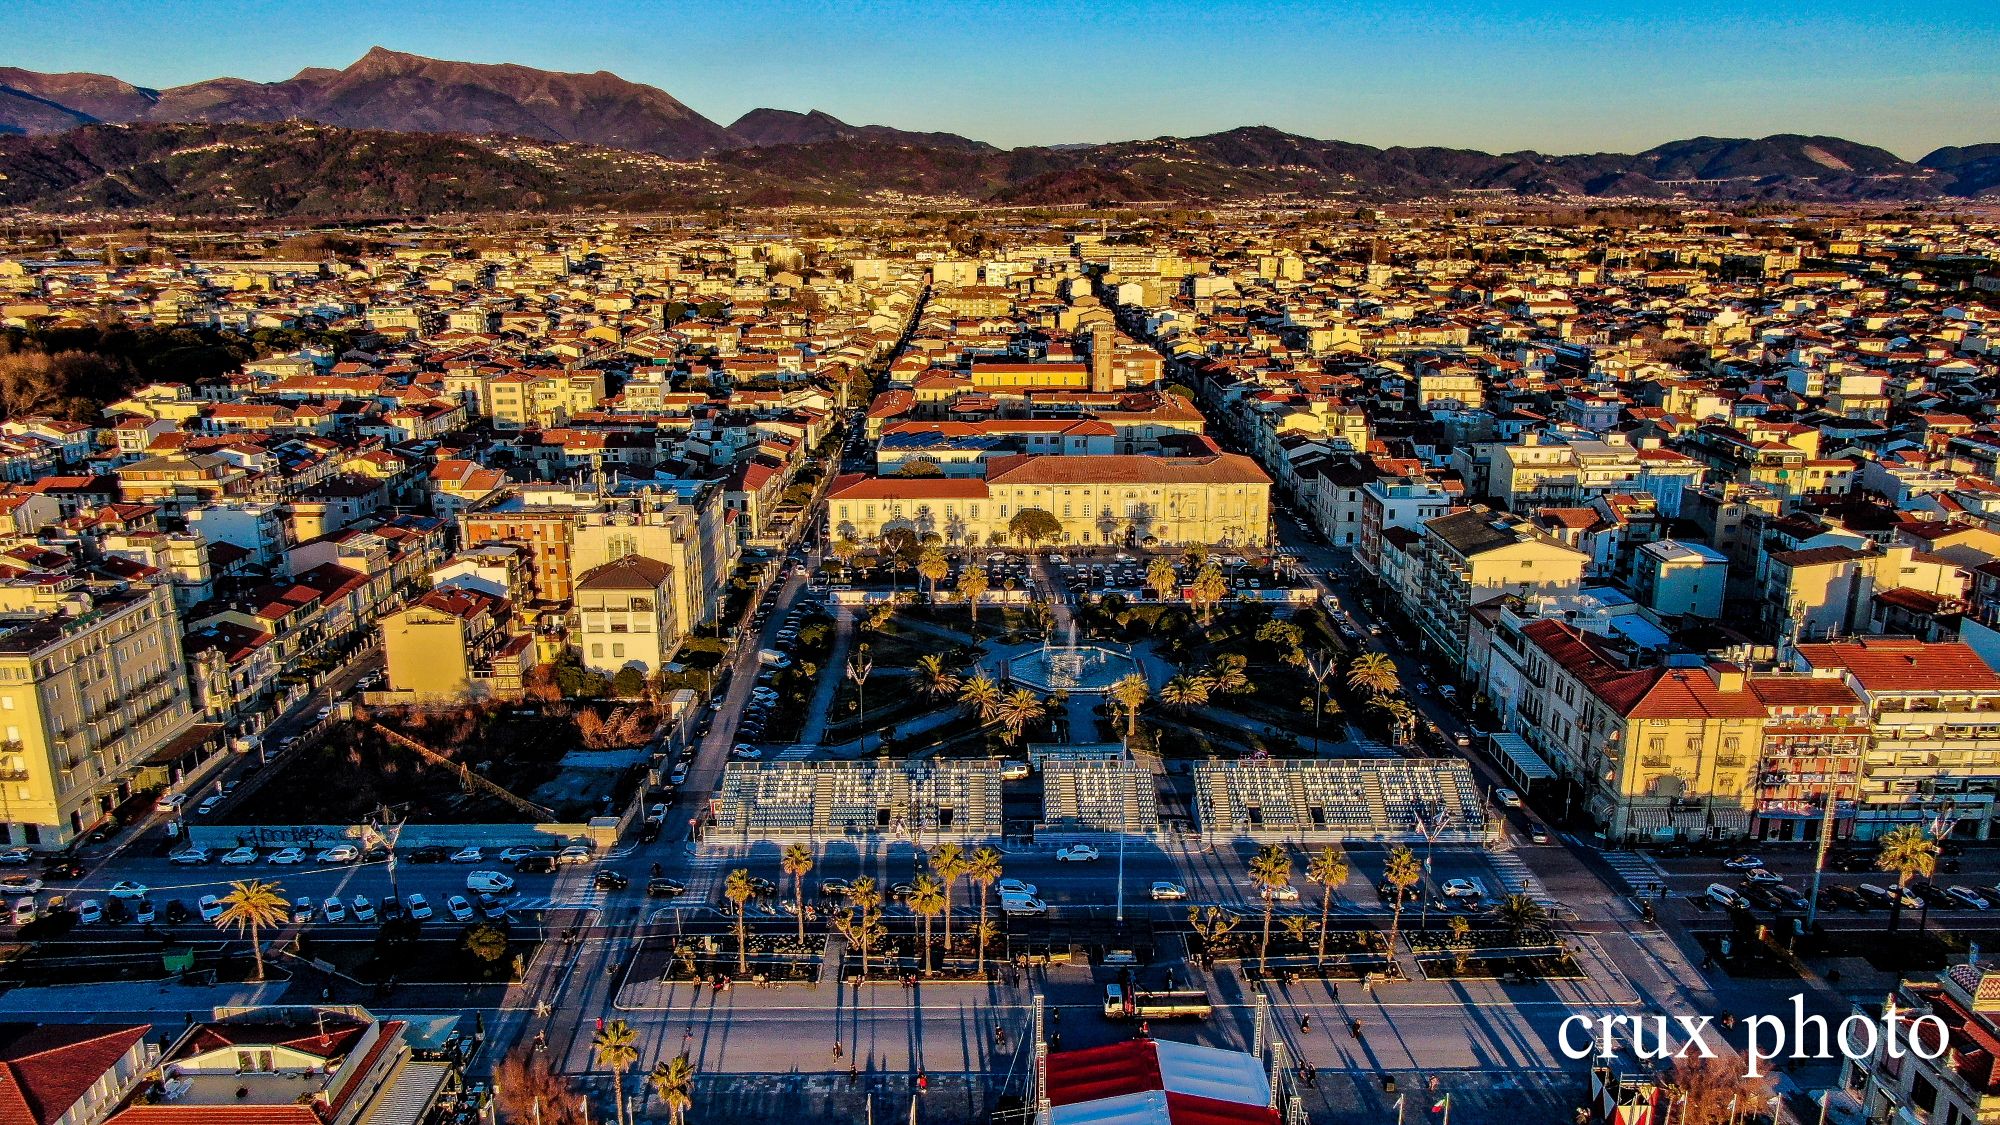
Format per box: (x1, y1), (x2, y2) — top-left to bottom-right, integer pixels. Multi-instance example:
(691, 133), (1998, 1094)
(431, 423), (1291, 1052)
(6, 0), (1995, 157)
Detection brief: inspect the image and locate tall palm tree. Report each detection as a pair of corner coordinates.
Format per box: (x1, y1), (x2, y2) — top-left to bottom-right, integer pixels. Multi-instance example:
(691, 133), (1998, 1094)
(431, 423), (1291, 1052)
(1159, 674), (1211, 711)
(723, 868), (754, 975)
(959, 565), (990, 623)
(917, 545), (949, 596)
(1449, 915), (1474, 975)
(1306, 845), (1350, 966)
(1346, 652), (1401, 697)
(996, 688), (1045, 745)
(1383, 846), (1423, 966)
(1877, 824), (1940, 933)
(931, 843), (969, 953)
(967, 847), (1002, 977)
(214, 878), (289, 982)
(915, 654), (962, 700)
(1494, 893), (1550, 946)
(837, 876), (886, 980)
(1147, 556), (1179, 599)
(1248, 844), (1293, 975)
(1205, 655), (1250, 697)
(1372, 697), (1416, 745)
(648, 1055), (697, 1125)
(593, 1018), (641, 1125)
(958, 671), (1001, 723)
(909, 875), (946, 976)
(1110, 673), (1151, 739)
(782, 843), (814, 947)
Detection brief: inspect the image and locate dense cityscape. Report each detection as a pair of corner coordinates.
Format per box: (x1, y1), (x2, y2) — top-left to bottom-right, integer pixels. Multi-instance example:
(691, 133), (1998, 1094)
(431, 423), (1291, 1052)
(2, 11), (2000, 1125)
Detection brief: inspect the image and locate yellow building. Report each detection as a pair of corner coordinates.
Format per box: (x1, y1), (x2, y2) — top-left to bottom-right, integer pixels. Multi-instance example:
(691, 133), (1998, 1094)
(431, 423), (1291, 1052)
(827, 453), (1271, 549)
(380, 586), (520, 702)
(575, 555), (680, 676)
(0, 581), (196, 847)
(487, 369), (607, 429)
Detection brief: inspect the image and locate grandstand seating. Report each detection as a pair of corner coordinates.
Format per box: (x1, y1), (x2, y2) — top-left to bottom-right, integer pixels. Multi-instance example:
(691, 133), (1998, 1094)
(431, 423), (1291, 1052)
(1192, 759), (1486, 844)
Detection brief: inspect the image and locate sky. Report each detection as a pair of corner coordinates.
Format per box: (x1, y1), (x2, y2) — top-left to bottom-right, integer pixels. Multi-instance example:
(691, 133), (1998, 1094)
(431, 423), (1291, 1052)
(5, 0), (1996, 158)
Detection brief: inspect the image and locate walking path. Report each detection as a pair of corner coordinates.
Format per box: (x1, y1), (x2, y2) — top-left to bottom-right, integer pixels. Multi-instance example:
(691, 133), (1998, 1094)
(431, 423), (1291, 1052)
(798, 608), (854, 746)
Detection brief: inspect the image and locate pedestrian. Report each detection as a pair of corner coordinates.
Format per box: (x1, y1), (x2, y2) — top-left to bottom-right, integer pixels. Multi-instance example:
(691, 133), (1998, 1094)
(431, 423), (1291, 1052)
(1300, 1014), (1312, 1033)
(916, 1069), (928, 1095)
(1138, 1019), (1150, 1039)
(849, 1063), (859, 1087)
(595, 1017), (604, 1032)
(833, 1040), (844, 1059)
(1050, 1007), (1060, 1026)
(1330, 981), (1339, 1002)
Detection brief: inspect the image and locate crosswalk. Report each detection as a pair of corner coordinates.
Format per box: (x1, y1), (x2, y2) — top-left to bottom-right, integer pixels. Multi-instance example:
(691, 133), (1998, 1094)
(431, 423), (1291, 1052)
(511, 891), (603, 914)
(773, 745), (815, 761)
(1487, 851), (1543, 899)
(1600, 850), (1668, 897)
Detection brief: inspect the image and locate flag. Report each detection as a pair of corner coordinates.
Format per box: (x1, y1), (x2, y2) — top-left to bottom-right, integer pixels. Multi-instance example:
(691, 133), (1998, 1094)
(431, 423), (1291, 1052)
(1432, 1096), (1450, 1113)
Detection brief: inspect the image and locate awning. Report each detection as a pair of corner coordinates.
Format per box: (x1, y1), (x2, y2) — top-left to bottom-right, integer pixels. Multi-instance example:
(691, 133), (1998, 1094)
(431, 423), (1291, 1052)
(140, 723), (226, 768)
(1045, 1040), (1277, 1125)
(1491, 733), (1554, 782)
(362, 1059), (452, 1125)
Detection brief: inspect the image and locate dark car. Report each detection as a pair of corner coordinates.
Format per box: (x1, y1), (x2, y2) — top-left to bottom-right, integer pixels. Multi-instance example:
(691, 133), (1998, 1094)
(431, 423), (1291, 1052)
(514, 855), (556, 875)
(164, 899), (191, 925)
(593, 870), (630, 892)
(381, 895), (404, 920)
(890, 881), (915, 902)
(819, 878), (853, 899)
(43, 859), (84, 881)
(407, 846), (450, 864)
(639, 824), (662, 844)
(647, 878), (688, 899)
(1816, 884), (1863, 910)
(1914, 882), (1956, 908)
(1830, 852), (1875, 873)
(747, 876), (777, 897)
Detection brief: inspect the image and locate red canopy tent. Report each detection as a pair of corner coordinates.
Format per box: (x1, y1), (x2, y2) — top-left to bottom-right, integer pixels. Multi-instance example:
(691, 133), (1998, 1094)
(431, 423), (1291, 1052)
(1043, 1040), (1280, 1125)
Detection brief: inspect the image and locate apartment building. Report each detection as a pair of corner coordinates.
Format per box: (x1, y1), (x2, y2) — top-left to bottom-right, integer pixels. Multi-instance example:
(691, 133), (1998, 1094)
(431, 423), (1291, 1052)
(1745, 673), (1870, 842)
(1797, 638), (2000, 839)
(0, 581), (195, 847)
(486, 369), (606, 430)
(1403, 507), (1589, 669)
(1848, 965), (2000, 1125)
(574, 555), (680, 676)
(379, 586), (530, 702)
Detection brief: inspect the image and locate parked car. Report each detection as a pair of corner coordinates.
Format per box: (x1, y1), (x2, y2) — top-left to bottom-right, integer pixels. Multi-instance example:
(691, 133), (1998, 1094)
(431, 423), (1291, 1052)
(513, 855), (556, 875)
(818, 879), (852, 899)
(0, 848), (32, 867)
(997, 879), (1038, 898)
(169, 848), (211, 865)
(291, 897), (313, 923)
(352, 895), (378, 923)
(75, 899), (102, 924)
(446, 895), (475, 922)
(1441, 879), (1481, 899)
(267, 847), (306, 865)
(556, 846), (593, 866)
(219, 846), (260, 865)
(1528, 823), (1552, 844)
(1947, 885), (1991, 910)
(321, 897), (347, 923)
(448, 846), (484, 864)
(407, 846), (450, 864)
(314, 845), (360, 864)
(1056, 845), (1100, 863)
(1000, 761), (1031, 781)
(406, 893), (434, 920)
(999, 892), (1047, 916)
(647, 878), (688, 898)
(130, 899), (156, 924)
(1705, 883), (1752, 911)
(1816, 884), (1864, 911)
(1149, 881), (1188, 901)
(195, 795), (224, 816)
(0, 876), (42, 896)
(198, 895), (225, 922)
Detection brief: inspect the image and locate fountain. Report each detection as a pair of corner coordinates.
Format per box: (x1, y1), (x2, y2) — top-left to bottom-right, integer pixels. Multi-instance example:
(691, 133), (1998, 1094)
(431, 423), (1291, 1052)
(1005, 619), (1141, 695)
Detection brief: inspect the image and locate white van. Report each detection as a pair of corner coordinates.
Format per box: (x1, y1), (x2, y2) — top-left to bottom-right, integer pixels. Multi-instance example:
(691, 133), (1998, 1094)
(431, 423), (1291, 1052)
(1705, 883), (1751, 911)
(1000, 892), (1047, 916)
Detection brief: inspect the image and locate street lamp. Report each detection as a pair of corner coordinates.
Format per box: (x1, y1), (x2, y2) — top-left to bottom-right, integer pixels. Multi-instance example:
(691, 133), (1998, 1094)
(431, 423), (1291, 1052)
(1303, 651), (1335, 757)
(847, 645), (874, 752)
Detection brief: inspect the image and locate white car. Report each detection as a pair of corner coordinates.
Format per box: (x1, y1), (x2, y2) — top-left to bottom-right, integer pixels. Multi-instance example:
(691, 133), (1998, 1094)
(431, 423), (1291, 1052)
(1056, 845), (1100, 863)
(0, 847), (32, 866)
(406, 893), (434, 921)
(0, 876), (42, 896)
(466, 870), (516, 895)
(314, 845), (360, 864)
(497, 846), (539, 864)
(1259, 885), (1301, 902)
(646, 803), (668, 825)
(351, 895), (378, 923)
(731, 745), (762, 760)
(449, 846), (484, 864)
(132, 899), (156, 925)
(321, 897), (347, 923)
(446, 895), (475, 922)
(292, 897), (313, 923)
(997, 879), (1037, 898)
(1744, 868), (1785, 886)
(1000, 761), (1031, 781)
(1150, 881), (1188, 901)
(219, 846), (260, 865)
(267, 847), (307, 865)
(556, 845), (593, 866)
(75, 898), (102, 924)
(198, 894), (225, 922)
(196, 795), (224, 816)
(1948, 885), (1991, 911)
(1495, 788), (1523, 808)
(107, 880), (148, 901)
(999, 893), (1047, 916)
(169, 848), (211, 865)
(1441, 879), (1480, 899)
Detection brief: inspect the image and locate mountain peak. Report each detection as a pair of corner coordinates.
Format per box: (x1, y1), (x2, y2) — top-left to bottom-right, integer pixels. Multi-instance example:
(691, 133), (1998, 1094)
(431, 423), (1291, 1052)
(724, 106), (994, 153)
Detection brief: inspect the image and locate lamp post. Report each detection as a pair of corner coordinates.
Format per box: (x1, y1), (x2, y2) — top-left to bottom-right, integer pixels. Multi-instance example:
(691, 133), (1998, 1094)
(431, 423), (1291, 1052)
(1303, 651), (1335, 757)
(847, 645), (874, 753)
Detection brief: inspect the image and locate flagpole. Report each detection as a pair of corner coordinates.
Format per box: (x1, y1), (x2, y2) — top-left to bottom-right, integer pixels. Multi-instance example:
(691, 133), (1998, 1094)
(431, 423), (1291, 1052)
(1397, 1094), (1406, 1125)
(1443, 1092), (1451, 1125)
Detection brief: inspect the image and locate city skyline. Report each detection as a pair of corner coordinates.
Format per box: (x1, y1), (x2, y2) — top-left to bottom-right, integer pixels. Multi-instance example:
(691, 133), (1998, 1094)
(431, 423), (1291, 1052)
(6, 0), (1997, 158)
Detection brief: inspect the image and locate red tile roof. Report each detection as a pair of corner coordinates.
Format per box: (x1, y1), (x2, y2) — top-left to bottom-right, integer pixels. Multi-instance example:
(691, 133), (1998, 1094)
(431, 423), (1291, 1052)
(0, 1023), (148, 1125)
(1797, 639), (2000, 693)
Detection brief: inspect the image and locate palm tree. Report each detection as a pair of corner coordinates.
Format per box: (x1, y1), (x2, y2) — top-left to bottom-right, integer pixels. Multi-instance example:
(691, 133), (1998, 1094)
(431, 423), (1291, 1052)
(1159, 674), (1211, 711)
(836, 876), (886, 980)
(1494, 893), (1550, 947)
(967, 847), (1002, 978)
(917, 545), (949, 596)
(782, 843), (814, 947)
(1146, 556), (1179, 598)
(909, 875), (946, 976)
(958, 671), (1001, 724)
(1383, 846), (1423, 966)
(1372, 697), (1416, 745)
(1306, 845), (1350, 966)
(1205, 655), (1250, 696)
(915, 654), (962, 700)
(648, 1055), (697, 1125)
(931, 843), (969, 954)
(1877, 824), (1940, 933)
(214, 878), (289, 982)
(959, 565), (990, 623)
(1449, 915), (1474, 975)
(1188, 563), (1229, 624)
(723, 868), (754, 975)
(1248, 844), (1293, 976)
(593, 1018), (641, 1125)
(996, 688), (1045, 745)
(1346, 652), (1401, 697)
(1110, 673), (1150, 739)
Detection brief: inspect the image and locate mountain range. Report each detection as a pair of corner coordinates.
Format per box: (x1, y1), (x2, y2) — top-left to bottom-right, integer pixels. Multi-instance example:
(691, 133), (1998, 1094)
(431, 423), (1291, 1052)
(1, 48), (1995, 217)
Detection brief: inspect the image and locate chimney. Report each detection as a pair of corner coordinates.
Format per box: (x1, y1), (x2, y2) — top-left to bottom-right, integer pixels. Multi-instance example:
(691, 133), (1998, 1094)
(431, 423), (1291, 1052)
(1707, 664), (1746, 693)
